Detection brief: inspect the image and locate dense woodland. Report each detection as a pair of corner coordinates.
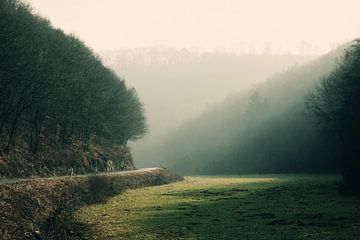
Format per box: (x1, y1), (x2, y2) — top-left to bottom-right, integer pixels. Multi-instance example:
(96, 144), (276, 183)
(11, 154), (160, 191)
(1, 0), (359, 195)
(152, 47), (341, 174)
(0, 0), (147, 176)
(101, 47), (314, 166)
(151, 40), (360, 194)
(306, 40), (360, 194)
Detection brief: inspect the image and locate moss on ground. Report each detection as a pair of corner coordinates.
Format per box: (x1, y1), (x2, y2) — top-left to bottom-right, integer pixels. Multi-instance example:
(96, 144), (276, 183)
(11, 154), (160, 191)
(77, 175), (360, 240)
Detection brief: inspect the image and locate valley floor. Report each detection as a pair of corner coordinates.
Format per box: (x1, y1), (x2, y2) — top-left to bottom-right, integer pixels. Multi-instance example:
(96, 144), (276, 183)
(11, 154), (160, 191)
(76, 175), (360, 240)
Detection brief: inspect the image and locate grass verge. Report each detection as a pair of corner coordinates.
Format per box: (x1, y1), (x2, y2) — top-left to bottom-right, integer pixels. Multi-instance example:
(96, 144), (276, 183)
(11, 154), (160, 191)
(77, 175), (360, 240)
(0, 168), (181, 239)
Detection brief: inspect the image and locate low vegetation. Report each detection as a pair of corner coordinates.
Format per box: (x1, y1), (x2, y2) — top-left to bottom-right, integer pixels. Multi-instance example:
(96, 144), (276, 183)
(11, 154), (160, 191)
(77, 175), (360, 240)
(0, 168), (181, 240)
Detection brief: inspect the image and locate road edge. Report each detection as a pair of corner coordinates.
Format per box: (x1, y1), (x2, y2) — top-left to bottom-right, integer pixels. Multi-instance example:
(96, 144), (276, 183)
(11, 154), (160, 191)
(0, 168), (183, 240)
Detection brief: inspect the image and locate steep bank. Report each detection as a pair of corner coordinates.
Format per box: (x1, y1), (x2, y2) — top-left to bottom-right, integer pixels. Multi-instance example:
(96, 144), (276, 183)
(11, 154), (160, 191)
(0, 168), (182, 240)
(0, 144), (135, 178)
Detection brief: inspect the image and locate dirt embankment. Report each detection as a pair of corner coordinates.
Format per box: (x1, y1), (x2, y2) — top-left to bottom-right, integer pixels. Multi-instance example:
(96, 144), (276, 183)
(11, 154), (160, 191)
(0, 168), (182, 240)
(0, 144), (135, 179)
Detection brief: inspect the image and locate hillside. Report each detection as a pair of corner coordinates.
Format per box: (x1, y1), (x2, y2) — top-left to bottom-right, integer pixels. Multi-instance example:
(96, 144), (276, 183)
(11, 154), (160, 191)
(152, 46), (347, 174)
(0, 0), (146, 177)
(100, 47), (316, 166)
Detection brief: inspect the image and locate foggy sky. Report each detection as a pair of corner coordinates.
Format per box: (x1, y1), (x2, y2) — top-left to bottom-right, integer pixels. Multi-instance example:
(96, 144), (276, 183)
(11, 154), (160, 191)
(26, 0), (360, 54)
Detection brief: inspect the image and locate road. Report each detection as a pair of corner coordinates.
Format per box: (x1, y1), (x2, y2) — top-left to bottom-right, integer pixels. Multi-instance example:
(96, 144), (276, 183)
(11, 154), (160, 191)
(0, 167), (161, 186)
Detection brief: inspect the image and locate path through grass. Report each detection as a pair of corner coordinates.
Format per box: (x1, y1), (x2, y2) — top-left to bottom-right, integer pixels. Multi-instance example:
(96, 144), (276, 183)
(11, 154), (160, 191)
(76, 175), (360, 239)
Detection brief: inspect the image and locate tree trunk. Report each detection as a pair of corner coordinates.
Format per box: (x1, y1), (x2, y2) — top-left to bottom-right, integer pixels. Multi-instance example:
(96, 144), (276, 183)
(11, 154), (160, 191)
(4, 110), (22, 153)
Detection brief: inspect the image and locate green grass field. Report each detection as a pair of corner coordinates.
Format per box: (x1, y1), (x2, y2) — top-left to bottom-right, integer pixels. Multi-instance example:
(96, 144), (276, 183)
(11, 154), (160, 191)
(76, 175), (360, 239)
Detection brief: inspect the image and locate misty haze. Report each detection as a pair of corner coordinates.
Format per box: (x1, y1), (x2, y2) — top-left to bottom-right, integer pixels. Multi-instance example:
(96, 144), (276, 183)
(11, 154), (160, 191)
(1, 0), (360, 239)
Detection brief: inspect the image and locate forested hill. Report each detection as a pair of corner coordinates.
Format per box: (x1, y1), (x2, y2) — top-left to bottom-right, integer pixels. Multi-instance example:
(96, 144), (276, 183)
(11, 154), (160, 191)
(100, 47), (316, 167)
(155, 45), (347, 175)
(0, 0), (147, 177)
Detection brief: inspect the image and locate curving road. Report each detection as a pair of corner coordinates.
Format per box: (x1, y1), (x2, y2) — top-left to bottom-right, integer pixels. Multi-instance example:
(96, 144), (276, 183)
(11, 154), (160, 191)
(0, 167), (161, 186)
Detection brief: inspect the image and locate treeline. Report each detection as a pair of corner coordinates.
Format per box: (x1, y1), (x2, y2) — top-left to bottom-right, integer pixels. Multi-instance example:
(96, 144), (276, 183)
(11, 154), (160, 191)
(155, 45), (345, 175)
(157, 40), (360, 194)
(0, 0), (146, 175)
(102, 47), (315, 167)
(306, 40), (360, 194)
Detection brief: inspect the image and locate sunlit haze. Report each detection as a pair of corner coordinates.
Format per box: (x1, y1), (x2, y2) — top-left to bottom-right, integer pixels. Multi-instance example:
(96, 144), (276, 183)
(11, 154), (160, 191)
(2, 1), (360, 237)
(27, 0), (360, 54)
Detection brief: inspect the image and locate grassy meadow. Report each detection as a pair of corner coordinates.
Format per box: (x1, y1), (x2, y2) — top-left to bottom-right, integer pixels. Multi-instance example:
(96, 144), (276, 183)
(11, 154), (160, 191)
(76, 175), (360, 239)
